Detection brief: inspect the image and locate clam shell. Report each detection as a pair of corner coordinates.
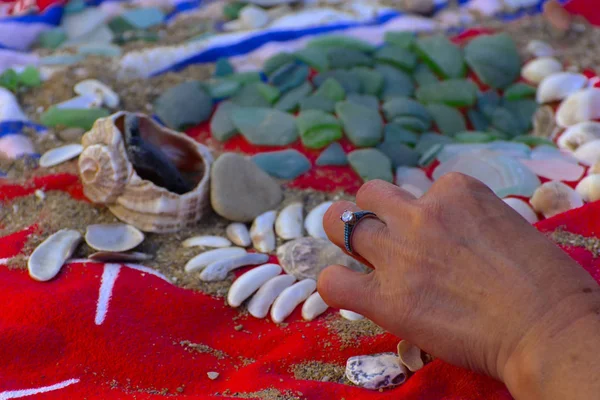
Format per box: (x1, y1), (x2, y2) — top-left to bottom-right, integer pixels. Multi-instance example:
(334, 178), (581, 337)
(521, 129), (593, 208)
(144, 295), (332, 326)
(275, 202), (304, 240)
(28, 229), (82, 281)
(301, 292), (329, 321)
(88, 251), (153, 262)
(182, 235), (232, 248)
(340, 309), (365, 321)
(530, 181), (584, 218)
(536, 72), (587, 104)
(250, 210), (277, 253)
(397, 340), (424, 372)
(226, 223), (251, 247)
(556, 88), (600, 128)
(305, 201), (332, 240)
(270, 278), (316, 323)
(227, 263), (282, 307)
(575, 175), (600, 203)
(558, 122), (600, 151)
(39, 144), (83, 168)
(85, 223), (145, 252)
(79, 111), (213, 233)
(247, 274), (296, 319)
(184, 247), (247, 273)
(521, 57), (562, 85)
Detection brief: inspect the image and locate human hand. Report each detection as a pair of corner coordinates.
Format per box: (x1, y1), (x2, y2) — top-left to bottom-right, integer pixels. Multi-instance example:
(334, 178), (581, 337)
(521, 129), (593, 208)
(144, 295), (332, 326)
(318, 174), (600, 399)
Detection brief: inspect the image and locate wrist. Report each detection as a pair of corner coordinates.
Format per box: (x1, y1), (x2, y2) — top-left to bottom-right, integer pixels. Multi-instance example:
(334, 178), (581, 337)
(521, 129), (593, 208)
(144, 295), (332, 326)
(502, 294), (600, 400)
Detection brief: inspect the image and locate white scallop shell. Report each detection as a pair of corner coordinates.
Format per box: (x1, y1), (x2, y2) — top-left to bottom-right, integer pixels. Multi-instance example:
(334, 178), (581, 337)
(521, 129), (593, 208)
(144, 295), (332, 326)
(78, 111), (213, 233)
(536, 72), (587, 104)
(39, 144), (83, 168)
(556, 88), (600, 128)
(85, 223), (145, 252)
(521, 57), (563, 85)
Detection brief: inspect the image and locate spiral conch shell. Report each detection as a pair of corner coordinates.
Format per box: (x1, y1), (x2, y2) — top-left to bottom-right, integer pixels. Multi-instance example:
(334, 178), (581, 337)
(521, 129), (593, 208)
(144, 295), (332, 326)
(78, 111), (213, 233)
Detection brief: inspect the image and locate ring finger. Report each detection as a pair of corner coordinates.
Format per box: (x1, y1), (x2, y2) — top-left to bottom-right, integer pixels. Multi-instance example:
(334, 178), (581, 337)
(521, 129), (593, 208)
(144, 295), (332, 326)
(323, 200), (390, 268)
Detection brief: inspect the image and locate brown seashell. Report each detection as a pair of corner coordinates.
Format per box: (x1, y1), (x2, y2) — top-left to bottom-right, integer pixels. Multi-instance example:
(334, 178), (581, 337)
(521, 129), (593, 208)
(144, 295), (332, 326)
(79, 111), (213, 233)
(397, 340), (424, 372)
(542, 0), (573, 35)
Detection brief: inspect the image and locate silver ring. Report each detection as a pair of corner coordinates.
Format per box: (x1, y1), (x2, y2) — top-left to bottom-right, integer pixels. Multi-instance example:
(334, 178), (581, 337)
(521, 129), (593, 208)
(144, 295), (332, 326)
(340, 210), (378, 254)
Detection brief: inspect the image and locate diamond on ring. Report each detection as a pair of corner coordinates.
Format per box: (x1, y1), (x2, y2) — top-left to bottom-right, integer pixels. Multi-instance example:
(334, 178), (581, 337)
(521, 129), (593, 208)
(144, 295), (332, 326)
(341, 210), (356, 224)
(340, 210), (378, 254)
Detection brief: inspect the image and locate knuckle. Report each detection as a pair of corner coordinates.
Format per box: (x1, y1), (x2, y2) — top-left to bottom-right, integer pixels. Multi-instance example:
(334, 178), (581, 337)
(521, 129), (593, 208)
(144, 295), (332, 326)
(356, 179), (385, 200)
(436, 172), (476, 189)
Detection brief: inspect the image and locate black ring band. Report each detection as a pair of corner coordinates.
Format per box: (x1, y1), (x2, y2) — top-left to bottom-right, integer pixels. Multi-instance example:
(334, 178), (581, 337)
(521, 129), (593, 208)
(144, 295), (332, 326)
(341, 210), (377, 254)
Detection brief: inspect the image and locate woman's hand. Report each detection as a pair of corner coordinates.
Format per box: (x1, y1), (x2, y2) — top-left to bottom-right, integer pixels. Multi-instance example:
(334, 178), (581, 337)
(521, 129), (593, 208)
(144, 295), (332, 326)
(318, 174), (600, 399)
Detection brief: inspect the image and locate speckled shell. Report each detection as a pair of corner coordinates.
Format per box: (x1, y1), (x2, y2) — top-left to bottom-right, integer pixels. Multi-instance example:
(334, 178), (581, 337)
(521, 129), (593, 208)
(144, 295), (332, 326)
(79, 111), (213, 233)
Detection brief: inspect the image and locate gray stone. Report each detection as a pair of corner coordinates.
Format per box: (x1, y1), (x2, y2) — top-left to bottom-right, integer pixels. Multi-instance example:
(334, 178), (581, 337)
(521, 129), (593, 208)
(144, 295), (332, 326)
(211, 153), (283, 222)
(154, 81), (213, 131)
(277, 237), (369, 280)
(347, 148), (394, 183)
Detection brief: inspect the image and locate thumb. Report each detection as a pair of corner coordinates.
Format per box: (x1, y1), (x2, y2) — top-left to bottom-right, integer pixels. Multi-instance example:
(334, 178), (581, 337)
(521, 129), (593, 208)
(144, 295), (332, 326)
(317, 265), (378, 316)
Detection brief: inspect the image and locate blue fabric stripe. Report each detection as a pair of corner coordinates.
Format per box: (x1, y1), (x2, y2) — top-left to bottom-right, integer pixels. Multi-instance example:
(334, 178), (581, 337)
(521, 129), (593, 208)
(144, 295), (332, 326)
(0, 4), (63, 24)
(0, 121), (47, 139)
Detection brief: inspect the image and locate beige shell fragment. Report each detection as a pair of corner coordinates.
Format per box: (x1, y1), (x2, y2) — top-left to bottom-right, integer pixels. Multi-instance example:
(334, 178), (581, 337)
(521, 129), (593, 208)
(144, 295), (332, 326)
(530, 181), (584, 218)
(397, 340), (425, 372)
(78, 111), (213, 233)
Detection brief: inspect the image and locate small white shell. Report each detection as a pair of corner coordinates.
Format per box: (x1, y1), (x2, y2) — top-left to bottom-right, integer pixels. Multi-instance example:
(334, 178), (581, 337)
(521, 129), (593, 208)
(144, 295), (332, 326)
(530, 181), (584, 218)
(536, 72), (587, 104)
(226, 223), (251, 247)
(502, 197), (539, 224)
(55, 94), (103, 110)
(74, 79), (120, 108)
(521, 57), (563, 85)
(207, 372), (219, 380)
(304, 201), (332, 240)
(200, 253), (270, 282)
(184, 247), (247, 273)
(558, 122), (600, 151)
(85, 223), (144, 252)
(397, 340), (424, 372)
(556, 88), (600, 128)
(573, 140), (600, 166)
(526, 40), (555, 58)
(270, 278), (317, 323)
(182, 235), (232, 248)
(28, 229), (82, 281)
(0, 87), (28, 122)
(88, 251), (153, 262)
(247, 274), (296, 318)
(301, 292), (329, 321)
(575, 175), (600, 203)
(518, 158), (584, 182)
(39, 144), (83, 168)
(227, 263), (282, 307)
(250, 210), (277, 253)
(275, 202), (304, 240)
(239, 4), (271, 29)
(340, 309), (365, 321)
